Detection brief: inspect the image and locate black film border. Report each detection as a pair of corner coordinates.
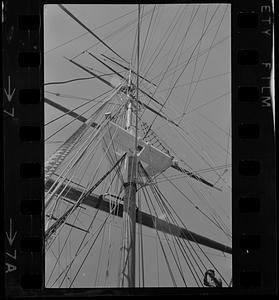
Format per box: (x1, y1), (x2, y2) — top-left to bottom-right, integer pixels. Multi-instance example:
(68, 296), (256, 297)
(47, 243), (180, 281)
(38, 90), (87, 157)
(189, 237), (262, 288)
(3, 0), (276, 296)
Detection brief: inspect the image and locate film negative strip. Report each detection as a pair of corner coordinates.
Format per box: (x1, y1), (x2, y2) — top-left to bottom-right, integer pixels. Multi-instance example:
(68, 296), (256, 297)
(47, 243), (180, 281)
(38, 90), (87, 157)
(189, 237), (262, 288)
(3, 0), (276, 296)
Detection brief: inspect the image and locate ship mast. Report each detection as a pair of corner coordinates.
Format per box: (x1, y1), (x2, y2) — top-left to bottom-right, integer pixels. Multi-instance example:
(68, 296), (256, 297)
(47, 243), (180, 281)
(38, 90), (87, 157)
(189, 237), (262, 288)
(44, 4), (233, 287)
(121, 4), (140, 288)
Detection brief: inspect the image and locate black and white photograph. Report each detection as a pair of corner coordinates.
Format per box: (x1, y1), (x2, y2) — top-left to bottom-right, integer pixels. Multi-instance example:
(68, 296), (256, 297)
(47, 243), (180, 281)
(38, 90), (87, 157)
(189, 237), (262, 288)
(44, 4), (232, 288)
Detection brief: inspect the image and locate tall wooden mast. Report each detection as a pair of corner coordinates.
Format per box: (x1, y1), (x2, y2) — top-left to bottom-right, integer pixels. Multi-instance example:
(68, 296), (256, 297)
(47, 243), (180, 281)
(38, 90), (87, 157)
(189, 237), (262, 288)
(121, 75), (137, 287)
(121, 4), (140, 287)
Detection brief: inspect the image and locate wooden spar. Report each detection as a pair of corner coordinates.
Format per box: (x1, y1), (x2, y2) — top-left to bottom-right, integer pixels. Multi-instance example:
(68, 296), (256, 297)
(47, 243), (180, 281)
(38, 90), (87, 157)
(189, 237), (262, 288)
(64, 57), (115, 88)
(101, 53), (156, 87)
(172, 164), (223, 192)
(66, 57), (180, 127)
(45, 154), (127, 244)
(58, 4), (128, 63)
(45, 179), (232, 255)
(88, 52), (163, 108)
(45, 97), (94, 124)
(46, 214), (89, 233)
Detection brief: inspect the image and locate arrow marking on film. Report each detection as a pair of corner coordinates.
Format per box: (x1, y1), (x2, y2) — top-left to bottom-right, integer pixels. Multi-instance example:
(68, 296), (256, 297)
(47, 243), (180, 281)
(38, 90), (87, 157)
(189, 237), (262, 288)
(4, 76), (16, 102)
(6, 218), (17, 246)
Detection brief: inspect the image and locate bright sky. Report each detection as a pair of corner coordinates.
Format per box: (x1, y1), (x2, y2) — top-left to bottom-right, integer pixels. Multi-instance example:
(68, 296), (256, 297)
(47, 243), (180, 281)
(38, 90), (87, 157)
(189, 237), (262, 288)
(44, 3), (231, 288)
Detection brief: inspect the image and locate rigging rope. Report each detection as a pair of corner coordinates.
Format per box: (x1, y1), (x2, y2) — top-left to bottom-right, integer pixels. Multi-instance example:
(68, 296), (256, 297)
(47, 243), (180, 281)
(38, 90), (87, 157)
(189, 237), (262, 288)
(46, 108), (128, 280)
(139, 168), (202, 286)
(45, 84), (123, 186)
(181, 5), (209, 118)
(140, 163), (230, 285)
(145, 5), (219, 138)
(182, 5), (229, 116)
(72, 6), (160, 61)
(52, 159), (126, 287)
(140, 184), (177, 286)
(157, 175), (229, 285)
(45, 7), (139, 55)
(58, 4), (127, 63)
(45, 153), (127, 248)
(46, 105), (127, 249)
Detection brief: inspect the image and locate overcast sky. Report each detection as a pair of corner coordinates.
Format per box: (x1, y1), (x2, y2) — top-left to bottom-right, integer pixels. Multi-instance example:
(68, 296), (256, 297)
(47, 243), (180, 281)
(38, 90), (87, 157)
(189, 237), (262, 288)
(44, 3), (231, 288)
